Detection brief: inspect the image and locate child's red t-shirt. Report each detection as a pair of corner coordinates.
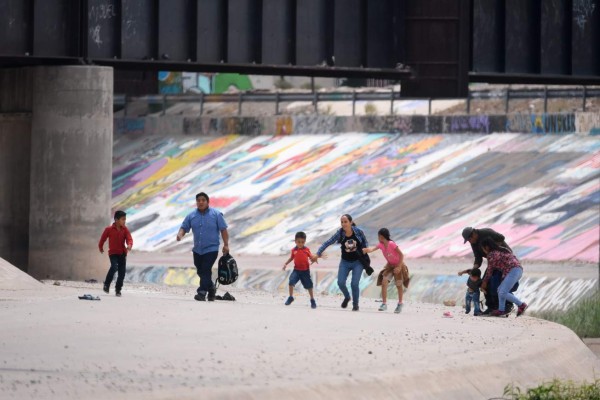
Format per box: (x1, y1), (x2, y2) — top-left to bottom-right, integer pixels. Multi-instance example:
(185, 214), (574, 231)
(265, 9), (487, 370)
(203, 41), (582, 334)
(98, 223), (133, 255)
(291, 246), (312, 271)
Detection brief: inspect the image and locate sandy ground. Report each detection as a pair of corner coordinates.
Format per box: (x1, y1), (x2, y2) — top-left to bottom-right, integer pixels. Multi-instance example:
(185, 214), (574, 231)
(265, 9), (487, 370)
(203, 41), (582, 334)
(1, 255), (599, 400)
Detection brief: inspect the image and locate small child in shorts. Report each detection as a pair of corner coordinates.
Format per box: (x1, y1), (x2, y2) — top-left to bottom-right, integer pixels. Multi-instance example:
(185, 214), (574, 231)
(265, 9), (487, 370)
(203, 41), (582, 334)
(283, 231), (317, 309)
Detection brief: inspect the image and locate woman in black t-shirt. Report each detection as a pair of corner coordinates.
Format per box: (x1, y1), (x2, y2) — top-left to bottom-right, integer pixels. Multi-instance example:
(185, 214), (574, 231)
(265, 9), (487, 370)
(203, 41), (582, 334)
(311, 214), (369, 311)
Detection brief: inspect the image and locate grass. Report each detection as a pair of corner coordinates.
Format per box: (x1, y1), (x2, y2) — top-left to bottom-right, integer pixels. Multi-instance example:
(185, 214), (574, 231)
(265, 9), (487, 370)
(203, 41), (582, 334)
(532, 291), (600, 338)
(502, 379), (600, 400)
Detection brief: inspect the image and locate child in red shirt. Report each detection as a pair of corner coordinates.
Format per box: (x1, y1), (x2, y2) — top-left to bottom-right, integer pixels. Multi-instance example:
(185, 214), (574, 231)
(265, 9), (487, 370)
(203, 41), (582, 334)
(98, 210), (133, 297)
(283, 232), (317, 309)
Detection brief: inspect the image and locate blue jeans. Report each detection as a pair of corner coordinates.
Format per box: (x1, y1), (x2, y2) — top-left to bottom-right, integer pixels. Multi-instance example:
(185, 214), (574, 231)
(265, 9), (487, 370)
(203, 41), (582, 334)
(338, 259), (363, 306)
(104, 254), (127, 291)
(193, 251), (218, 295)
(498, 267), (523, 312)
(465, 290), (481, 314)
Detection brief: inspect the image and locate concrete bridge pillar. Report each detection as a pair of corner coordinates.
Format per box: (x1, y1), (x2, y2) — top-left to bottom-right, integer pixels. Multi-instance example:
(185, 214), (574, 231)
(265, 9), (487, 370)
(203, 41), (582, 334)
(28, 66), (113, 280)
(0, 68), (33, 272)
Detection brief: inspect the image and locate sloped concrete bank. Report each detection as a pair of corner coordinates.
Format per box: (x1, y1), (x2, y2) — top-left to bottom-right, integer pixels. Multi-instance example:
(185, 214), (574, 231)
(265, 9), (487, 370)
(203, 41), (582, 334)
(115, 112), (600, 136)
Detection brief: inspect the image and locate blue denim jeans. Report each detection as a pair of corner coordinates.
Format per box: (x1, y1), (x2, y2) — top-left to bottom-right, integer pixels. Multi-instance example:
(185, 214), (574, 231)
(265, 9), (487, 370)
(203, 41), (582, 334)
(193, 251), (218, 295)
(338, 259), (363, 306)
(498, 267), (523, 312)
(465, 290), (481, 314)
(104, 254), (127, 291)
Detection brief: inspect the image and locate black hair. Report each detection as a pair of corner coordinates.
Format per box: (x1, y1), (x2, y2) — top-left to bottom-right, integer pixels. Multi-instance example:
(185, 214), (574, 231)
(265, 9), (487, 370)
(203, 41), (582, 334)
(470, 268), (481, 278)
(480, 237), (510, 253)
(295, 231), (307, 240)
(342, 214), (356, 226)
(196, 192), (209, 202)
(114, 210), (126, 220)
(378, 228), (391, 241)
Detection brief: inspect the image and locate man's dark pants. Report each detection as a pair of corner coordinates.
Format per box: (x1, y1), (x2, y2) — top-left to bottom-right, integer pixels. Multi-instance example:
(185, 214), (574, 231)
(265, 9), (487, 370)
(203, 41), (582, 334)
(104, 254), (127, 292)
(194, 251), (218, 296)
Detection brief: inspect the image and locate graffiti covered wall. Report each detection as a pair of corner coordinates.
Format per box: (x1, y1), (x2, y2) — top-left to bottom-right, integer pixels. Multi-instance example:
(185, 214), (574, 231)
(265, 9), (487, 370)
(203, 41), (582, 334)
(112, 128), (599, 263)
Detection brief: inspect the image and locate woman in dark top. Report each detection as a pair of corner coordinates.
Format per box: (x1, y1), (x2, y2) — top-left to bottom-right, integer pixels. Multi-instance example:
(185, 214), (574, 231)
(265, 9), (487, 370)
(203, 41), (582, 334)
(311, 214), (368, 311)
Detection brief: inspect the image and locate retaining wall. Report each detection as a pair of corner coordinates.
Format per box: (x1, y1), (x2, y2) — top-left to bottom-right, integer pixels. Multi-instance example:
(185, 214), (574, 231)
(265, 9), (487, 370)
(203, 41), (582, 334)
(115, 112), (600, 136)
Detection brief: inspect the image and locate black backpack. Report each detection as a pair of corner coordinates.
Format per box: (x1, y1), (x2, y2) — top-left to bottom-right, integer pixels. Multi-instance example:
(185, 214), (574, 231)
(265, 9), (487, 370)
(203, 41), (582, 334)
(216, 253), (238, 286)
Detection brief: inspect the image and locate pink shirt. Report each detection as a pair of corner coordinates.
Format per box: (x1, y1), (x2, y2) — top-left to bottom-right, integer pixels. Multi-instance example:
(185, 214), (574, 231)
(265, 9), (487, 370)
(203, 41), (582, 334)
(377, 240), (401, 265)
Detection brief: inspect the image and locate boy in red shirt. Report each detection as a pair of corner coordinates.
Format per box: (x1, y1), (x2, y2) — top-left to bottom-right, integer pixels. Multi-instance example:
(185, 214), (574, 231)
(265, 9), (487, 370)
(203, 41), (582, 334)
(98, 210), (133, 297)
(282, 232), (317, 309)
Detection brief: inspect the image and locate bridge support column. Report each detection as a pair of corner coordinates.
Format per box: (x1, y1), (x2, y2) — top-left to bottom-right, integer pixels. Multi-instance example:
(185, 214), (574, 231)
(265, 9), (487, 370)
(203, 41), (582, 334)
(28, 66), (113, 280)
(0, 68), (33, 272)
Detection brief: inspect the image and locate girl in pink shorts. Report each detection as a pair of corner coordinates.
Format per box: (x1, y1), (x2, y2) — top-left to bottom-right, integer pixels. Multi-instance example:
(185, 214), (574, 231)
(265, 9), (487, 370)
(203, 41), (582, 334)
(363, 228), (409, 313)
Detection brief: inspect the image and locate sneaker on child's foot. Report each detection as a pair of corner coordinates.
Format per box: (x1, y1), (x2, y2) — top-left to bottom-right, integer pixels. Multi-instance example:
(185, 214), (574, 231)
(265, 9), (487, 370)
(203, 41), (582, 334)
(284, 296), (294, 306)
(474, 311), (482, 316)
(115, 291), (121, 297)
(378, 303), (387, 311)
(310, 299), (317, 309)
(103, 285), (109, 294)
(352, 304), (359, 311)
(394, 303), (403, 314)
(341, 297), (351, 309)
(517, 302), (528, 317)
(194, 294), (206, 301)
(465, 308), (470, 314)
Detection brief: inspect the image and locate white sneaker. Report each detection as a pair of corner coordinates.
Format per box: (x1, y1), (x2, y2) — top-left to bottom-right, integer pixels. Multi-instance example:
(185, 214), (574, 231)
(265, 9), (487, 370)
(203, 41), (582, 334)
(378, 303), (387, 311)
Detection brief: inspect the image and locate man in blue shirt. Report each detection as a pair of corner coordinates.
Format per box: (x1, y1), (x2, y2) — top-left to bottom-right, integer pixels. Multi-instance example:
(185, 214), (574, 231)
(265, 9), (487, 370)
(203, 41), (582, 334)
(177, 192), (229, 301)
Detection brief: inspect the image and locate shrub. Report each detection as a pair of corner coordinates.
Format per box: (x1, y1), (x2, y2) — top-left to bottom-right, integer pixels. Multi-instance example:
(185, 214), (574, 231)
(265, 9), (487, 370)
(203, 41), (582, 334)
(503, 379), (600, 400)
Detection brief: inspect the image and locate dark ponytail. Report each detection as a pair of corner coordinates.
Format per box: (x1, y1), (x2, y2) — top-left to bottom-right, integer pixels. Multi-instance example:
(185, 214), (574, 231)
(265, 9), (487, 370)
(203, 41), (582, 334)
(378, 228), (391, 241)
(480, 237), (510, 253)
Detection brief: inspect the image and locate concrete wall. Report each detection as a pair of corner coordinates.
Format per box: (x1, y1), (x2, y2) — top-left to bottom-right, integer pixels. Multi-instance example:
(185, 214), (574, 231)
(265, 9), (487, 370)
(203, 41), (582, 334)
(28, 66), (113, 280)
(115, 112), (600, 136)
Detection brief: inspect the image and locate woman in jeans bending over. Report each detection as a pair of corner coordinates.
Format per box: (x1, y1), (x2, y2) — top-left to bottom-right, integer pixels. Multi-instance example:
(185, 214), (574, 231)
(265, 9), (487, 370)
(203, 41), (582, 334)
(480, 237), (528, 317)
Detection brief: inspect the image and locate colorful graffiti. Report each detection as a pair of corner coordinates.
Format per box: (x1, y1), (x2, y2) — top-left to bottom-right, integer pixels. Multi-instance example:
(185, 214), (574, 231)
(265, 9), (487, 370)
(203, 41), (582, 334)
(112, 129), (599, 263)
(125, 266), (598, 313)
(158, 71), (183, 94)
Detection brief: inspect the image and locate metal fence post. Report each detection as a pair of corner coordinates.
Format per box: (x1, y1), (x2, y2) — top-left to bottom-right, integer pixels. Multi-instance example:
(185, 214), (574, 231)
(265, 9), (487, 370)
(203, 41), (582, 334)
(390, 88), (394, 115)
(466, 90), (471, 114)
(238, 93), (243, 116)
(583, 86), (587, 112)
(352, 91), (356, 116)
(162, 94), (166, 116)
(123, 95), (128, 117)
(313, 91), (318, 114)
(504, 88), (510, 113)
(199, 92), (204, 115)
(275, 91), (280, 115)
(428, 98), (432, 115)
(543, 86), (548, 113)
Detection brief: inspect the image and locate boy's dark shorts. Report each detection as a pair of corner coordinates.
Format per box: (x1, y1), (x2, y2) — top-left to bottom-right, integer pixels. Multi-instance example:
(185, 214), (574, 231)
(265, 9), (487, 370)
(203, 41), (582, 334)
(289, 269), (313, 289)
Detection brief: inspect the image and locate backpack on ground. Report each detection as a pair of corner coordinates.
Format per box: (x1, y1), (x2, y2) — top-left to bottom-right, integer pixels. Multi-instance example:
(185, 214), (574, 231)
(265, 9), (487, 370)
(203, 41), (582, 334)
(215, 253), (238, 287)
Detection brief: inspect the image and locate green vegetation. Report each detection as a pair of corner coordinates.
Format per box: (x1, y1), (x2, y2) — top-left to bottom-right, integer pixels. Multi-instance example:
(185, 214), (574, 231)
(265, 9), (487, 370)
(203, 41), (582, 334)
(532, 291), (600, 338)
(503, 379), (600, 400)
